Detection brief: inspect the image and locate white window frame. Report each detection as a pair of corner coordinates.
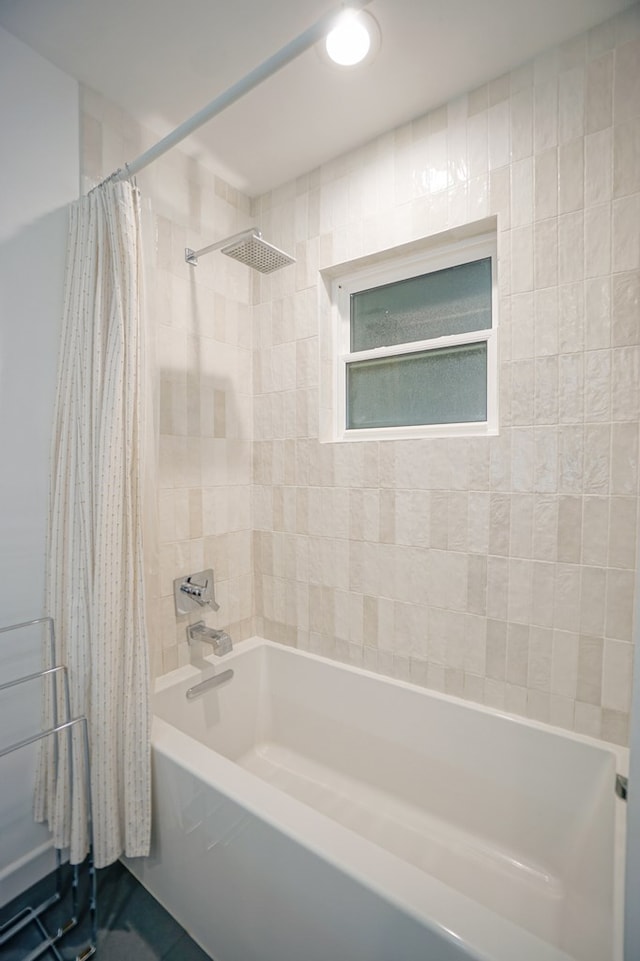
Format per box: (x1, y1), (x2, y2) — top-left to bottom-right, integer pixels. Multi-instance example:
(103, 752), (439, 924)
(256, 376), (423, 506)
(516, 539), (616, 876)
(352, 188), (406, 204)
(328, 230), (498, 442)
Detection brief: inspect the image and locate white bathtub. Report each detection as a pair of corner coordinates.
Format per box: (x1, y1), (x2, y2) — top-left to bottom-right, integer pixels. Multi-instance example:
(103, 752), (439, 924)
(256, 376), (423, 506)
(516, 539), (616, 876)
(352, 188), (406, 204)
(125, 637), (626, 961)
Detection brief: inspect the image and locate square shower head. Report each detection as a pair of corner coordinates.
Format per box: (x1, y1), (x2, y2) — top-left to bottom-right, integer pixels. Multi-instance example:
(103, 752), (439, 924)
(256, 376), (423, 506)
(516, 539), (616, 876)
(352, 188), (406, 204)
(221, 233), (295, 273)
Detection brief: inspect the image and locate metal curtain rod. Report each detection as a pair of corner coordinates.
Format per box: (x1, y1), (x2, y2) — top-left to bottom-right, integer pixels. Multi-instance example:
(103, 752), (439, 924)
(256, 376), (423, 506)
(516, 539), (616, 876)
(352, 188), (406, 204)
(110, 0), (373, 184)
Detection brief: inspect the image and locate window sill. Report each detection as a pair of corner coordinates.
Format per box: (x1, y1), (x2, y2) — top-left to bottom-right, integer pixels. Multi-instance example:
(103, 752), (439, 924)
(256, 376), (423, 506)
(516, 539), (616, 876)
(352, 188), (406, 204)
(324, 421), (499, 443)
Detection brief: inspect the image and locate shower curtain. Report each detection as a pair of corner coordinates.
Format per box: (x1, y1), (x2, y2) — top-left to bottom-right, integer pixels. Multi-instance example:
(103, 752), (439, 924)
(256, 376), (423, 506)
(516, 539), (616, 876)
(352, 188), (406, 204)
(36, 179), (151, 867)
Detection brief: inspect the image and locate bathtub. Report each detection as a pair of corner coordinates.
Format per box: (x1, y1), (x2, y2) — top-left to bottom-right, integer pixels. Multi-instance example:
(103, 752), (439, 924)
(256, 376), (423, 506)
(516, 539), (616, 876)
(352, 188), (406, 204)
(125, 637), (626, 961)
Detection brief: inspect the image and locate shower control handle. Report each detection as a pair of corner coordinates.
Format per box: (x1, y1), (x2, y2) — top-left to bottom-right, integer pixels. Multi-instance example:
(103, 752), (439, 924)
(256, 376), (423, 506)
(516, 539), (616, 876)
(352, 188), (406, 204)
(181, 577), (207, 599)
(174, 569), (220, 615)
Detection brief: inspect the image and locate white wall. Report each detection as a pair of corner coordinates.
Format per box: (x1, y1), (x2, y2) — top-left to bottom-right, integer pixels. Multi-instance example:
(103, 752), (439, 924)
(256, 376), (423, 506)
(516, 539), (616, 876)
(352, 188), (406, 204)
(0, 25), (79, 903)
(625, 560), (640, 958)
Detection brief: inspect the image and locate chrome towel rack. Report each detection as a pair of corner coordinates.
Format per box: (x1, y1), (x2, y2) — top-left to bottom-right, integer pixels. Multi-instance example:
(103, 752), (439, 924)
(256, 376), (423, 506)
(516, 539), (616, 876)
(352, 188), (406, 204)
(0, 617), (97, 961)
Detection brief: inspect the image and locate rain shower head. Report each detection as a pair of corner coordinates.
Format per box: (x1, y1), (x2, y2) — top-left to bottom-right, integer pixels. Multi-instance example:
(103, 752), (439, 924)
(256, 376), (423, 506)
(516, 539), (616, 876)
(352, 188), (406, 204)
(185, 228), (295, 274)
(222, 231), (295, 273)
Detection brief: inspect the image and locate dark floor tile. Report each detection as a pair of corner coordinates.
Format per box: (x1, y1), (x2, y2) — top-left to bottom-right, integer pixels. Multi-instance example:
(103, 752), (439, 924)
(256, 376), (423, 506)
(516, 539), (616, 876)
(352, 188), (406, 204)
(1, 860), (214, 961)
(1, 867), (86, 961)
(94, 926), (171, 961)
(163, 932), (215, 961)
(96, 864), (186, 955)
(0, 914), (46, 961)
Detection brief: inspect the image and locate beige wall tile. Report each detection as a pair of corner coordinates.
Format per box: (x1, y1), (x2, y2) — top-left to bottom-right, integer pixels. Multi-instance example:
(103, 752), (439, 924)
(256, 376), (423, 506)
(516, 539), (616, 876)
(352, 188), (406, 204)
(614, 39), (640, 124)
(580, 566), (607, 636)
(559, 139), (585, 213)
(602, 638), (634, 712)
(585, 278), (611, 350)
(511, 225), (534, 292)
(613, 193), (640, 272)
(506, 622), (530, 685)
(559, 67), (586, 143)
(576, 635), (603, 705)
(558, 282), (585, 353)
(583, 424), (611, 494)
(534, 356), (559, 425)
(612, 271), (640, 346)
(609, 496), (638, 568)
(601, 708), (629, 745)
(511, 158), (534, 225)
(582, 495), (609, 564)
(612, 348), (640, 424)
(505, 682), (528, 716)
(614, 117), (640, 198)
(586, 52), (613, 133)
(484, 677), (507, 710)
(85, 15), (640, 747)
(534, 148), (558, 221)
(550, 694), (575, 729)
(532, 561), (556, 628)
(534, 428), (559, 494)
(535, 79), (559, 152)
(606, 568), (636, 640)
(611, 422), (639, 494)
(554, 563), (582, 631)
(528, 625), (553, 690)
(585, 203), (612, 278)
(552, 629), (579, 697)
(559, 211), (585, 284)
(534, 220), (559, 290)
(532, 494), (558, 560)
(527, 689), (552, 723)
(558, 495), (582, 562)
(574, 700), (602, 737)
(584, 352), (611, 424)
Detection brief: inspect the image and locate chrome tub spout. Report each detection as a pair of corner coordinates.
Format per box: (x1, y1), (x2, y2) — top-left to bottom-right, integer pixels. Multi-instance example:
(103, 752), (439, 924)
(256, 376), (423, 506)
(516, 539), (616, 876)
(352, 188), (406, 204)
(187, 621), (233, 656)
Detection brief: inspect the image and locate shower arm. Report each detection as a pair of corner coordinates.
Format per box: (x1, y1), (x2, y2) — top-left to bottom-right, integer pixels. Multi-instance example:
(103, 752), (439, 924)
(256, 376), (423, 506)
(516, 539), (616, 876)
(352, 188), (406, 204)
(109, 0), (374, 185)
(185, 228), (260, 265)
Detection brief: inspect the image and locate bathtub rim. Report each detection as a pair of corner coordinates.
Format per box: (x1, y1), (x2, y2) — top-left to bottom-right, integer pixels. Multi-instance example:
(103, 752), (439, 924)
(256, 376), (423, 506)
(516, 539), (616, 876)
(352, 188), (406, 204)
(150, 635), (627, 961)
(156, 635), (629, 776)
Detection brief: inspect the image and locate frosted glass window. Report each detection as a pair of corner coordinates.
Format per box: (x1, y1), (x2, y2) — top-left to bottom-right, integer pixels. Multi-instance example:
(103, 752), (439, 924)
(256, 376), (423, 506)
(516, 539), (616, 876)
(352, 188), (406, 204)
(347, 343), (488, 429)
(351, 258), (492, 351)
(327, 226), (498, 441)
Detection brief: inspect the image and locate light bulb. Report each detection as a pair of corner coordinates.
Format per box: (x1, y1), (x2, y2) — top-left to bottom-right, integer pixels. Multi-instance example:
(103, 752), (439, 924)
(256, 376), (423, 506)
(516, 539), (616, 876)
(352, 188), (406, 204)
(326, 12), (371, 66)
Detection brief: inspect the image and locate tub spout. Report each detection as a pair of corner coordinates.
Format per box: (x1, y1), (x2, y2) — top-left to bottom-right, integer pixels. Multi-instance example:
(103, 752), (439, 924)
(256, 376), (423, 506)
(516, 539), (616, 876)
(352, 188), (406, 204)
(188, 621), (233, 656)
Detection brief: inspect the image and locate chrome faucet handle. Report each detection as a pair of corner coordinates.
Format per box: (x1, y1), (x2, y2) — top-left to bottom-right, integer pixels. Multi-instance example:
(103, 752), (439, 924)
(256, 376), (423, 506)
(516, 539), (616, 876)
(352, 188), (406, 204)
(180, 576), (221, 609)
(174, 569), (220, 615)
(180, 577), (206, 598)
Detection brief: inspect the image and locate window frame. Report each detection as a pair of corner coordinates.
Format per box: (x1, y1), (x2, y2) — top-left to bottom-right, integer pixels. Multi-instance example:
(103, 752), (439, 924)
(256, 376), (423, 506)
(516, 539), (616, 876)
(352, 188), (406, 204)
(330, 231), (499, 442)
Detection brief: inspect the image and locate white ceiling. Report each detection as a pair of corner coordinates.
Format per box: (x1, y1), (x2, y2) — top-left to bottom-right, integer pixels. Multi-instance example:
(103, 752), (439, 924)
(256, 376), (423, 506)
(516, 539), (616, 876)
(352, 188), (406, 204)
(0, 0), (632, 196)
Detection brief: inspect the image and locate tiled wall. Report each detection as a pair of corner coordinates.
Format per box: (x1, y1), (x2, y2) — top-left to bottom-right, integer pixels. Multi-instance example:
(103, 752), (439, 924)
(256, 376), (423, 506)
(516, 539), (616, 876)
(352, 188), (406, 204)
(82, 88), (255, 678)
(81, 6), (640, 745)
(250, 5), (640, 745)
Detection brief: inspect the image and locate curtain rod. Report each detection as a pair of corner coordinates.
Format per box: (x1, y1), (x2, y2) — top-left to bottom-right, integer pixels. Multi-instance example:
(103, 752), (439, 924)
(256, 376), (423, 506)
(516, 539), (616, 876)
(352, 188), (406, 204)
(107, 1), (373, 184)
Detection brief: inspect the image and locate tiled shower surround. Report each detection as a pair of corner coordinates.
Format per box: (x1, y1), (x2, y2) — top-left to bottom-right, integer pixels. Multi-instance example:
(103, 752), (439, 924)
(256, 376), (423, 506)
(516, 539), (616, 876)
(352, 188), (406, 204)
(82, 4), (640, 745)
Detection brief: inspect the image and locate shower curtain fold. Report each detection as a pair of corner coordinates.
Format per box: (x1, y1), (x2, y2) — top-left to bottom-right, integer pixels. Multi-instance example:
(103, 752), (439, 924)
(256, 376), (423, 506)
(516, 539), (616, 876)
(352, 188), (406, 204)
(36, 179), (151, 867)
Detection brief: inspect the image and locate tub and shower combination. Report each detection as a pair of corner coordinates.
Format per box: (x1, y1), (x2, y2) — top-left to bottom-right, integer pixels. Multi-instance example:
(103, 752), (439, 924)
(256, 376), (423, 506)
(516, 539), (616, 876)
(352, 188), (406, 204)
(125, 637), (626, 961)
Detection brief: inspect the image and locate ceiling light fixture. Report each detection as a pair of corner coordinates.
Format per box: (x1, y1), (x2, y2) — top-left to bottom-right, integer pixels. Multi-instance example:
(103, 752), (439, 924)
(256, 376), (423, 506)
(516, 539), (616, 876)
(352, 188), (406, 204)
(324, 9), (380, 67)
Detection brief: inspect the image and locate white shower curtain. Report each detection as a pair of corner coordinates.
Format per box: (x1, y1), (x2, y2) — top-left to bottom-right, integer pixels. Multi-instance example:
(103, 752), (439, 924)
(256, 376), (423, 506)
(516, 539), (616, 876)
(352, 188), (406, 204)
(36, 179), (151, 867)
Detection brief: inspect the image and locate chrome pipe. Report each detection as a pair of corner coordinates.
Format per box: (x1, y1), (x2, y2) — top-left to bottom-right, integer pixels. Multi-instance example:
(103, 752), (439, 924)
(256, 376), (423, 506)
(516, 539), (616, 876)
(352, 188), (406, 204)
(185, 227), (259, 265)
